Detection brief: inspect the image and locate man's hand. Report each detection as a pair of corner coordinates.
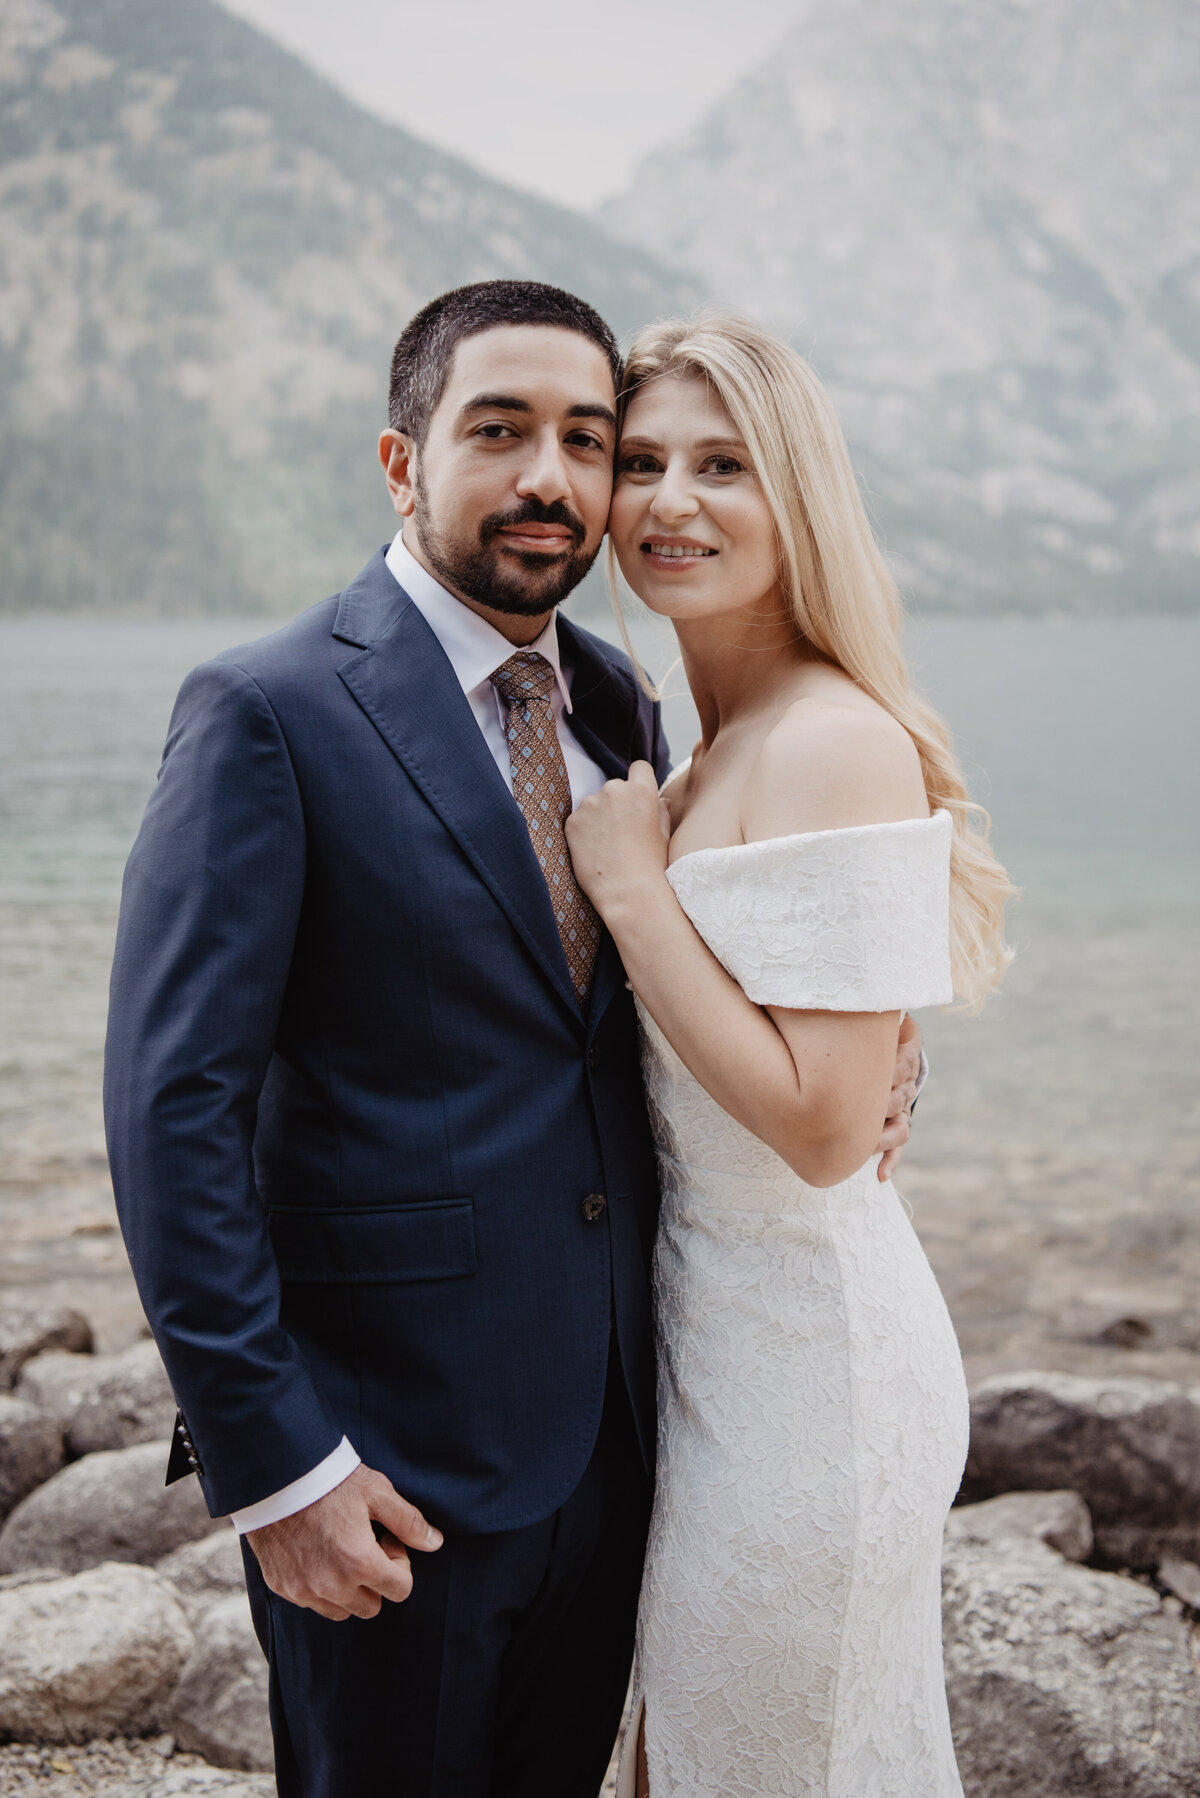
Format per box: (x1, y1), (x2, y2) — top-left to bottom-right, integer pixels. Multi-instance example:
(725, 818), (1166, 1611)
(246, 1464), (443, 1621)
(876, 1014), (923, 1182)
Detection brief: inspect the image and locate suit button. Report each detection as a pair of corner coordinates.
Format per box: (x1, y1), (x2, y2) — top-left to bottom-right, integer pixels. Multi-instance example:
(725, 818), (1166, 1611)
(581, 1192), (607, 1223)
(588, 1043), (600, 1073)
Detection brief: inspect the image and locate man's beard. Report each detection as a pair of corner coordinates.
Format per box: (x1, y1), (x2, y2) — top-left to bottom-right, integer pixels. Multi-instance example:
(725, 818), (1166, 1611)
(413, 477), (601, 617)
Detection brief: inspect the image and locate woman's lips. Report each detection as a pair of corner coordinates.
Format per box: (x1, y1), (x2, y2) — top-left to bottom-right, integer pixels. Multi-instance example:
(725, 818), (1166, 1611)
(641, 539), (718, 570)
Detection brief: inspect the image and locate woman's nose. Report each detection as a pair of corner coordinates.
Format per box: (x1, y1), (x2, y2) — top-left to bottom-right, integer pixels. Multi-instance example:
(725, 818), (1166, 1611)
(649, 465), (699, 524)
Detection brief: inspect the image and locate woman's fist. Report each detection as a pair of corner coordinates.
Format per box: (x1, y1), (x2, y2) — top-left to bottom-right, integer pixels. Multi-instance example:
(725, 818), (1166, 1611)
(565, 761), (670, 917)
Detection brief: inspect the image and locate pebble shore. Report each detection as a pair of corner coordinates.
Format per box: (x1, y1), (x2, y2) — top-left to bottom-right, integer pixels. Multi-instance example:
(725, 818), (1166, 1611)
(0, 1738), (211, 1794)
(1, 904), (1196, 1792)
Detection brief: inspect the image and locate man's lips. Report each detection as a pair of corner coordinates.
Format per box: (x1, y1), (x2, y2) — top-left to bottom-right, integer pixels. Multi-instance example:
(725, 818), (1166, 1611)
(496, 524), (576, 552)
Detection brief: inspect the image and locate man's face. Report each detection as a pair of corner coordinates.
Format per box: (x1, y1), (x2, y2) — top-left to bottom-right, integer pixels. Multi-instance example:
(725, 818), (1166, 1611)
(386, 325), (617, 619)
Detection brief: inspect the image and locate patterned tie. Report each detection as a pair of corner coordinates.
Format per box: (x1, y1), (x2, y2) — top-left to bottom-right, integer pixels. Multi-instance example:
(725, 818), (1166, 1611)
(490, 651), (601, 1003)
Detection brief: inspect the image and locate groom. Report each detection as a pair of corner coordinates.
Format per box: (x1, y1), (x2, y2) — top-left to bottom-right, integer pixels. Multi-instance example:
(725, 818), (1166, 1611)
(104, 279), (922, 1797)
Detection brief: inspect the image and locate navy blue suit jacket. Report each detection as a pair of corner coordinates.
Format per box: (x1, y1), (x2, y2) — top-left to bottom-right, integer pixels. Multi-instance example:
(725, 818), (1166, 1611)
(104, 550), (669, 1531)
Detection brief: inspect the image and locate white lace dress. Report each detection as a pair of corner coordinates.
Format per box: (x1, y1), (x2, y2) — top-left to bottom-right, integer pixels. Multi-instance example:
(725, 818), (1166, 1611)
(619, 813), (968, 1798)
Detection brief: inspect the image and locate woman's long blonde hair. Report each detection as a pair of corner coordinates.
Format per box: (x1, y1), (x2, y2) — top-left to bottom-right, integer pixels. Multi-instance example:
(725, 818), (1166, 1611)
(614, 312), (1014, 1010)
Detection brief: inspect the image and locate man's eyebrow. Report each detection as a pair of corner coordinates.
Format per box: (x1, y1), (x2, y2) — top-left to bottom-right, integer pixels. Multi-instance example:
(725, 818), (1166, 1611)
(459, 393), (532, 415)
(567, 402), (617, 428)
(457, 394), (616, 429)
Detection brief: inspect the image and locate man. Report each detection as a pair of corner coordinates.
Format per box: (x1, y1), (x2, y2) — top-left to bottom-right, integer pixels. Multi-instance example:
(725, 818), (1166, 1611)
(105, 280), (922, 1797)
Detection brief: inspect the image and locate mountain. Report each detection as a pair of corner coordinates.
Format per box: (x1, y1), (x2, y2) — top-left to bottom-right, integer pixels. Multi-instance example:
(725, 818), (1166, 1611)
(600, 0), (1200, 612)
(0, 0), (697, 612)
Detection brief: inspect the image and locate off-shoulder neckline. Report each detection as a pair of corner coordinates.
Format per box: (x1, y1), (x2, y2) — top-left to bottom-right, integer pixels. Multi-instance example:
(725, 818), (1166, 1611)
(665, 808), (951, 877)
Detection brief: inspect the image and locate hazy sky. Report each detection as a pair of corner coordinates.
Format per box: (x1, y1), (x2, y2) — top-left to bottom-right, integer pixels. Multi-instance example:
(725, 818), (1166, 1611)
(220, 0), (803, 209)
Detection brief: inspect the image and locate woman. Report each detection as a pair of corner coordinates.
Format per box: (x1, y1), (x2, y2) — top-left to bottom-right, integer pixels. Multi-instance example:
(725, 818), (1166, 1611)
(565, 315), (1012, 1797)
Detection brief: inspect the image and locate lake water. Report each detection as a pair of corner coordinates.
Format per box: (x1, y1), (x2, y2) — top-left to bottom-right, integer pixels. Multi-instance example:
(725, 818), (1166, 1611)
(1, 611), (1197, 1377)
(2, 610), (1197, 909)
(625, 608), (1200, 916)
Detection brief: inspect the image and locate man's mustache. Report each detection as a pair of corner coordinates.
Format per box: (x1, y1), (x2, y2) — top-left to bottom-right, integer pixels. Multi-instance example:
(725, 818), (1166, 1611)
(478, 498), (587, 550)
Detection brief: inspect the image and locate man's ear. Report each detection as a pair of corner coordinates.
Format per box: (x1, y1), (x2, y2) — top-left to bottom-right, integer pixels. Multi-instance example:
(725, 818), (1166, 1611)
(379, 429), (418, 518)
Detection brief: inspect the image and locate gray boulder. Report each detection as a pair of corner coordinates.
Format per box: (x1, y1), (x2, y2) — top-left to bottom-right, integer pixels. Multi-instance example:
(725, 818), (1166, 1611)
(1159, 1554), (1200, 1609)
(962, 1370), (1200, 1565)
(158, 1530), (247, 1616)
(0, 1393), (63, 1520)
(0, 1440), (218, 1575)
(16, 1339), (177, 1456)
(944, 1493), (1200, 1796)
(15, 1348), (108, 1423)
(944, 1487), (1094, 1564)
(66, 1337), (177, 1457)
(0, 1299), (93, 1388)
(168, 1592), (272, 1772)
(0, 1560), (193, 1742)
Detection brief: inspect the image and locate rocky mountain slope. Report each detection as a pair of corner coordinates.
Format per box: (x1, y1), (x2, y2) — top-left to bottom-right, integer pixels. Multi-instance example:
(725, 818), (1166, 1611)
(0, 0), (696, 612)
(601, 0), (1200, 611)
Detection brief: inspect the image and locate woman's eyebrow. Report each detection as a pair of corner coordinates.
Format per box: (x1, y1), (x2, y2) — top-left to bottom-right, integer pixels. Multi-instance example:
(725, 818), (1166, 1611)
(619, 434), (748, 451)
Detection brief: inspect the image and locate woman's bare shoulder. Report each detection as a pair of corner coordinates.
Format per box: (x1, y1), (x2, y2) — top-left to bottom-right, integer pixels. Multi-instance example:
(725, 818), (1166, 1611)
(741, 689), (928, 842)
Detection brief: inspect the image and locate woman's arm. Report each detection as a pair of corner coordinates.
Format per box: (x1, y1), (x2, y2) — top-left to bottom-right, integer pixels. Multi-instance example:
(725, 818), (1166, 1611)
(566, 703), (928, 1188)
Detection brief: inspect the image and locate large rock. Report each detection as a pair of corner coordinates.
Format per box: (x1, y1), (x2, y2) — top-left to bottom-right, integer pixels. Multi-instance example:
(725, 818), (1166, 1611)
(0, 1440), (217, 1575)
(962, 1370), (1200, 1566)
(0, 1561), (193, 1742)
(158, 1530), (248, 1617)
(943, 1493), (1200, 1795)
(168, 1593), (272, 1772)
(1159, 1555), (1200, 1610)
(16, 1340), (177, 1456)
(15, 1349), (108, 1423)
(0, 1393), (63, 1521)
(0, 1299), (93, 1388)
(945, 1487), (1094, 1564)
(66, 1338), (177, 1457)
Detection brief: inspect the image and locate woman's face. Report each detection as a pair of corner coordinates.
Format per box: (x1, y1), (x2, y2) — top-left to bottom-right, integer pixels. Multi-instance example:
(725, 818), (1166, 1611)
(609, 372), (781, 624)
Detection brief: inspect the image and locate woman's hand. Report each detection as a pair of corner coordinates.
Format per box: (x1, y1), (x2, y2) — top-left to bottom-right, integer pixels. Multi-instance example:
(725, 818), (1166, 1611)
(566, 761), (671, 921)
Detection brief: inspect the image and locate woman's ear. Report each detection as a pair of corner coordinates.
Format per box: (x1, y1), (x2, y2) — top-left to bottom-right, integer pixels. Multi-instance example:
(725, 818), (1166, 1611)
(378, 429), (418, 517)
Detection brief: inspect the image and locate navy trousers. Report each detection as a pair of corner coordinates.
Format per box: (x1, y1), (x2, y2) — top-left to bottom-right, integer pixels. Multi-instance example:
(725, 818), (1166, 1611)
(242, 1356), (652, 1797)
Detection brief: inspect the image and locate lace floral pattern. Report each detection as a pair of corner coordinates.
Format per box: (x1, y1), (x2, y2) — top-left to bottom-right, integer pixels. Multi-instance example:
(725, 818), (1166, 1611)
(628, 818), (967, 1797)
(665, 811), (954, 1012)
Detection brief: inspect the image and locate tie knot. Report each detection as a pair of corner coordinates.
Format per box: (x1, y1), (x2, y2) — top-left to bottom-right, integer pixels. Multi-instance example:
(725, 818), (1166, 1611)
(490, 651), (556, 708)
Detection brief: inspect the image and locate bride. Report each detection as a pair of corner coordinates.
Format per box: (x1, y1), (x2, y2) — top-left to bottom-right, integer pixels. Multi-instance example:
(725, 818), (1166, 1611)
(566, 315), (1012, 1797)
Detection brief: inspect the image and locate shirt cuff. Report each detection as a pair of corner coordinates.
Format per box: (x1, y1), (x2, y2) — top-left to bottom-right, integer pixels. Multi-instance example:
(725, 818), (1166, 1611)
(230, 1436), (361, 1535)
(914, 1047), (930, 1102)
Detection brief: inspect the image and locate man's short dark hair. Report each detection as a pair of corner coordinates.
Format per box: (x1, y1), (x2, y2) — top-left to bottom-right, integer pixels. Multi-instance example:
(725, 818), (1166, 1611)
(388, 280), (621, 442)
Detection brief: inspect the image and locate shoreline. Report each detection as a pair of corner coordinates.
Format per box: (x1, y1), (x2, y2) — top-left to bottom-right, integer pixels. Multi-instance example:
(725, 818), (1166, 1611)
(2, 904), (1197, 1390)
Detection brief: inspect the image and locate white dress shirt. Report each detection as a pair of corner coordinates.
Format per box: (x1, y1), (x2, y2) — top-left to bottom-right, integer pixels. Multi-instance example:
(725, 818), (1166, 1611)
(231, 532), (608, 1533)
(385, 533), (608, 806)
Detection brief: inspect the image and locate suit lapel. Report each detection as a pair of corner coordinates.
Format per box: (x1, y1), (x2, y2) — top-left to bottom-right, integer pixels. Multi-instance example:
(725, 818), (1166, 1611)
(335, 560), (583, 1022)
(557, 613), (641, 781)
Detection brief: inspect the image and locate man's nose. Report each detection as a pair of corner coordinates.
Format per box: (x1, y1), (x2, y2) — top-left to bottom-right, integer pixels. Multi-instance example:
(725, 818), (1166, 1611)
(515, 432), (572, 505)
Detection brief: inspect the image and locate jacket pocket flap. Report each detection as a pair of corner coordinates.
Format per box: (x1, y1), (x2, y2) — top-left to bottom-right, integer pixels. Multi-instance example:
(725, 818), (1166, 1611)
(268, 1198), (476, 1284)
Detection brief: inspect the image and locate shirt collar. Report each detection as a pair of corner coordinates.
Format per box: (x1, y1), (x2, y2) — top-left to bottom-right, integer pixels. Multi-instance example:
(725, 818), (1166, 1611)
(385, 532), (572, 713)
